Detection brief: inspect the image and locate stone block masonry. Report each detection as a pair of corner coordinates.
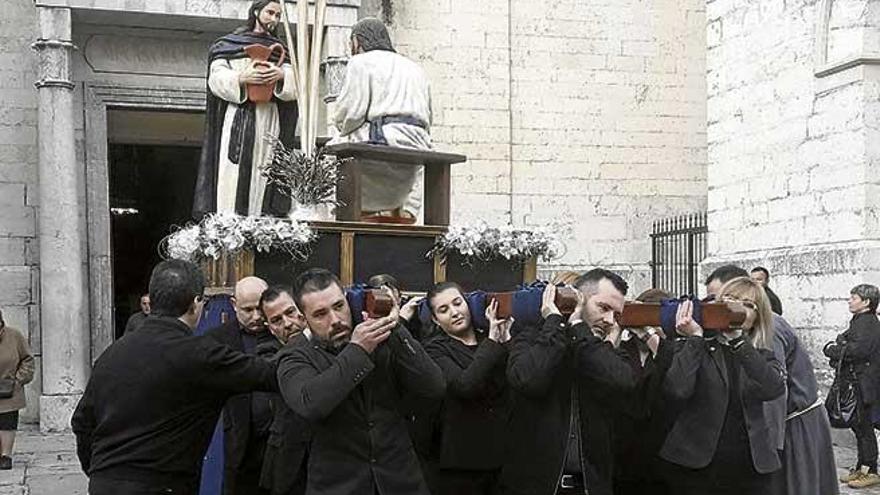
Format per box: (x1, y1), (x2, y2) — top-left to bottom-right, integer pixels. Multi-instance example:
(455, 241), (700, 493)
(0, 0), (40, 424)
(366, 0), (709, 292)
(704, 0), (880, 381)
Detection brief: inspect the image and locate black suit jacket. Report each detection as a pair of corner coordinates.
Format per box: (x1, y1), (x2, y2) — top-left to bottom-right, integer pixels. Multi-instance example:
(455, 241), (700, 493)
(277, 324), (445, 495)
(660, 336), (785, 474)
(71, 316), (278, 487)
(257, 339), (311, 495)
(500, 314), (638, 495)
(424, 333), (511, 471)
(765, 286), (783, 315)
(613, 336), (676, 483)
(206, 320), (277, 476)
(824, 312), (880, 404)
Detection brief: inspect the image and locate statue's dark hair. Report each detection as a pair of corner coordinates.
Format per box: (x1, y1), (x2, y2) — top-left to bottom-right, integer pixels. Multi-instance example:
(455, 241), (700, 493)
(351, 17), (395, 53)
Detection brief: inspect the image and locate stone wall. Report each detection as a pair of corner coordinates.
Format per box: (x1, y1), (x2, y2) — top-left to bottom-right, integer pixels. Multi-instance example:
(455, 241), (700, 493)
(705, 0), (880, 378)
(0, 0), (40, 423)
(364, 0), (709, 291)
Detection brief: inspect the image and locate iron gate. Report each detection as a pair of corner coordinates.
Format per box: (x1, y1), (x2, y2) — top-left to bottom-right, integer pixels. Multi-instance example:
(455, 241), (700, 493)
(650, 213), (707, 296)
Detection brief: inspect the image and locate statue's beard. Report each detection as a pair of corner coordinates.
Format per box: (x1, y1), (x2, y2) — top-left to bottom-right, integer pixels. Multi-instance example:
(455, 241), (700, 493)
(256, 18), (278, 36)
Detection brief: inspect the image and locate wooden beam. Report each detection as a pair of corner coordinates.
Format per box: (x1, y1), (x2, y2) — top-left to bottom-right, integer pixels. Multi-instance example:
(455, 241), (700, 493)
(325, 142), (467, 165)
(340, 231), (355, 285)
(619, 302), (746, 330)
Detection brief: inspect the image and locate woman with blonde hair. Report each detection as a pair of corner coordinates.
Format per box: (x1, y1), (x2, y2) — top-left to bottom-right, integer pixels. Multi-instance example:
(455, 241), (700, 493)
(659, 276), (785, 495)
(717, 276), (775, 350)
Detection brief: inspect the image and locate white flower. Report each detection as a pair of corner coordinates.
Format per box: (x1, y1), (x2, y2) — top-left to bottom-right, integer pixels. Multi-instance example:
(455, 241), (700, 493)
(429, 222), (563, 262)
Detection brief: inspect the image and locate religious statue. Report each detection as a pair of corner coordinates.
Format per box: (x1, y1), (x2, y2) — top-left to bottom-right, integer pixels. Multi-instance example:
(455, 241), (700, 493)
(329, 17), (433, 224)
(193, 0), (298, 219)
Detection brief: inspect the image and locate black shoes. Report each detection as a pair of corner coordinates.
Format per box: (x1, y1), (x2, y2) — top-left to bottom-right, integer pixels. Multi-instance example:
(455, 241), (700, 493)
(0, 455), (12, 470)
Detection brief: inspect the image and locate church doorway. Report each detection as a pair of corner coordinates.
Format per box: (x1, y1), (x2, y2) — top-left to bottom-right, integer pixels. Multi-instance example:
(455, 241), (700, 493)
(107, 110), (205, 338)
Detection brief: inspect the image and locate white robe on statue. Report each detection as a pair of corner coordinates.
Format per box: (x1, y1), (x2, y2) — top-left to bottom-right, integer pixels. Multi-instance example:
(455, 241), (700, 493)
(208, 58), (297, 216)
(329, 50), (432, 217)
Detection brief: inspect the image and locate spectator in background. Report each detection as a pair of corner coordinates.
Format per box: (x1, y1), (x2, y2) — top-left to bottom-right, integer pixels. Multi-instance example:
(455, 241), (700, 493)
(123, 293), (150, 334)
(0, 309), (34, 470)
(824, 284), (880, 489)
(750, 267), (783, 315)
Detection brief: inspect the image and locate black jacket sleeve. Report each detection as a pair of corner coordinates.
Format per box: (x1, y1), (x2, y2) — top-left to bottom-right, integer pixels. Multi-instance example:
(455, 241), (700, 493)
(427, 338), (507, 400)
(733, 340), (786, 401)
(277, 342), (375, 421)
(572, 322), (637, 392)
(71, 384), (96, 474)
(636, 338), (676, 417)
(663, 337), (705, 402)
(842, 316), (880, 363)
(507, 314), (568, 398)
(388, 324), (446, 400)
(197, 339), (279, 394)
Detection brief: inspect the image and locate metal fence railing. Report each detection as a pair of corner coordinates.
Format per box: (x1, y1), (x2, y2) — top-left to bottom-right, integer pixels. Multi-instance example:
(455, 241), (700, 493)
(650, 213), (708, 297)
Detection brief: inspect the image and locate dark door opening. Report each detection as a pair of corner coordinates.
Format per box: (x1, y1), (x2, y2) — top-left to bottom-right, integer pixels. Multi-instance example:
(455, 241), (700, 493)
(109, 143), (200, 338)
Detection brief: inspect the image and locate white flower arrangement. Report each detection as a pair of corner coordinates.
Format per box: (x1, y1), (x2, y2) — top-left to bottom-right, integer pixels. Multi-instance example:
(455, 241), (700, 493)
(162, 213), (316, 262)
(427, 222), (562, 263)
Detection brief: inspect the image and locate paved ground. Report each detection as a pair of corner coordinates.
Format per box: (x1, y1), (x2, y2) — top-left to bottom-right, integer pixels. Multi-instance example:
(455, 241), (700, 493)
(0, 426), (879, 494)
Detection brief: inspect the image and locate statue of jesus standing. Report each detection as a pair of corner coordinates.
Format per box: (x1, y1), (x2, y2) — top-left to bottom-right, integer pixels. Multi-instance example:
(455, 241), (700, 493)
(193, 0), (298, 218)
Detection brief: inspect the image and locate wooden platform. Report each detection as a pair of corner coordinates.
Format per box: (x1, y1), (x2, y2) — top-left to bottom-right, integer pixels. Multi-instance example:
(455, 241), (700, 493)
(325, 143), (468, 226)
(205, 221), (537, 292)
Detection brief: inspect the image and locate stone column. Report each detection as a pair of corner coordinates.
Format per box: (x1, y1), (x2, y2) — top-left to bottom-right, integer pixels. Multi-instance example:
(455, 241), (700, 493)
(32, 6), (89, 432)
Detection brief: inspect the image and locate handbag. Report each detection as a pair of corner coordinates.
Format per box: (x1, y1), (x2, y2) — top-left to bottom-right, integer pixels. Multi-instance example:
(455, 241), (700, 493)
(0, 378), (15, 399)
(825, 347), (859, 428)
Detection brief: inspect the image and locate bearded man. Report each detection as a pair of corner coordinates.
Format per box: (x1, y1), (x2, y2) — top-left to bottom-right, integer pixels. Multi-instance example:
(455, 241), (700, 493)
(276, 268), (445, 495)
(194, 0), (298, 218)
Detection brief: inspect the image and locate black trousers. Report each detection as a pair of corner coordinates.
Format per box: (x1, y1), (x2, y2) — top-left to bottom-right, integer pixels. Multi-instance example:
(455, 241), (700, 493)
(89, 477), (196, 495)
(225, 437), (270, 495)
(853, 399), (878, 471)
(435, 468), (500, 495)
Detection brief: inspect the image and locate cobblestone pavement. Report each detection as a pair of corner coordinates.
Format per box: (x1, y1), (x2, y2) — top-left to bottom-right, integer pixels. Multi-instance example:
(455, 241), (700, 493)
(1, 426), (880, 494)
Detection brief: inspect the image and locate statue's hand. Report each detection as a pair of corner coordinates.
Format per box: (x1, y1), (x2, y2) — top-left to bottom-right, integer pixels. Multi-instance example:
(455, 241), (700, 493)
(239, 61), (267, 85)
(262, 64), (284, 85)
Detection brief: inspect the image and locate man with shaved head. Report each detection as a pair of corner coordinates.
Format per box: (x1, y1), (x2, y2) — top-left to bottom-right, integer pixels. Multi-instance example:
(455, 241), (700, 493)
(207, 276), (275, 495)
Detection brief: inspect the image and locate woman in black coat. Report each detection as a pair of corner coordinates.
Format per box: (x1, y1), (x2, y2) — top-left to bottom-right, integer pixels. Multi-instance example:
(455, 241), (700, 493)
(423, 282), (513, 495)
(660, 276), (786, 495)
(824, 283), (880, 489)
